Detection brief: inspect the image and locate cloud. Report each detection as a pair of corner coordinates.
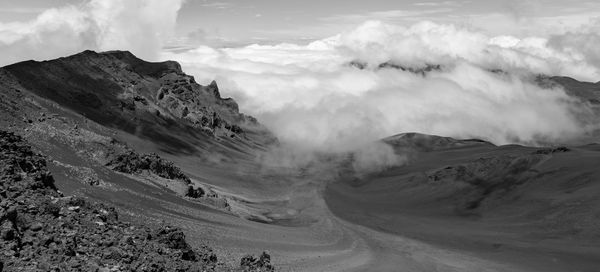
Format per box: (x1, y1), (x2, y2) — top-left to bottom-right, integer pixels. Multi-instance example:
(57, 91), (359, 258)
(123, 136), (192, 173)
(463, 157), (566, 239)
(0, 0), (183, 66)
(0, 7), (45, 14)
(413, 1), (469, 7)
(199, 2), (232, 9)
(162, 20), (599, 152)
(547, 19), (600, 70)
(333, 20), (600, 80)
(320, 9), (454, 25)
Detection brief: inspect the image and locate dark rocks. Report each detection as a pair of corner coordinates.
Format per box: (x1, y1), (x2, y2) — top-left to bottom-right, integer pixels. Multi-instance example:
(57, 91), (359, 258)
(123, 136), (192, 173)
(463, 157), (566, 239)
(186, 185), (205, 198)
(153, 226), (192, 251)
(378, 62), (442, 75)
(240, 251), (275, 272)
(348, 60), (367, 70)
(1, 222), (14, 240)
(133, 95), (148, 105)
(0, 130), (242, 271)
(533, 146), (570, 155)
(120, 98), (136, 111)
(106, 150), (191, 183)
(208, 80), (220, 98)
(230, 125), (244, 134)
(348, 59), (442, 75)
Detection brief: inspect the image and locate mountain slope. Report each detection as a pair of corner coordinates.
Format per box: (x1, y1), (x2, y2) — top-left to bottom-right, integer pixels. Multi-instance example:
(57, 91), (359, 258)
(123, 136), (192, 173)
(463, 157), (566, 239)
(538, 75), (600, 104)
(0, 51), (281, 269)
(327, 133), (600, 272)
(2, 50), (275, 155)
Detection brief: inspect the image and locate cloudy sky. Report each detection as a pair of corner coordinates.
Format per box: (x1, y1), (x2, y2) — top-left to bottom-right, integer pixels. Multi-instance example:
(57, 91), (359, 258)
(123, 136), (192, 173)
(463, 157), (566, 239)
(1, 0), (599, 150)
(3, 0), (600, 45)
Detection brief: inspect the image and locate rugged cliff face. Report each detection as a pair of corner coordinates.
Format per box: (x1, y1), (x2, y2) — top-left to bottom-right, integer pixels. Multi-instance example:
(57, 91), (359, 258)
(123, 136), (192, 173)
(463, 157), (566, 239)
(2, 50), (275, 153)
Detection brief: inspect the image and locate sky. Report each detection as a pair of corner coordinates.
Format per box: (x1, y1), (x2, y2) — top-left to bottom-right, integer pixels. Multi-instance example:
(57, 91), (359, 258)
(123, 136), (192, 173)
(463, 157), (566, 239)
(1, 0), (600, 152)
(3, 0), (600, 46)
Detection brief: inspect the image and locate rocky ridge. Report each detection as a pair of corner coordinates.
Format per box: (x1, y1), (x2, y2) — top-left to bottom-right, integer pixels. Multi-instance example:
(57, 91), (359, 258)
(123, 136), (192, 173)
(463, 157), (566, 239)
(348, 60), (442, 75)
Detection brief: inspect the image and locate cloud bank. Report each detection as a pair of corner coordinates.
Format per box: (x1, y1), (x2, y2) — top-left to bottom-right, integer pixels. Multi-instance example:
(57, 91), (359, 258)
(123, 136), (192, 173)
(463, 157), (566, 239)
(0, 0), (183, 66)
(0, 2), (597, 153)
(162, 20), (599, 150)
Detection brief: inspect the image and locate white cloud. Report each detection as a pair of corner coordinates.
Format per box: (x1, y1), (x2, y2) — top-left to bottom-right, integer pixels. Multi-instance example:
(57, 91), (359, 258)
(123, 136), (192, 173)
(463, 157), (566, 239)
(320, 9), (454, 25)
(199, 2), (232, 9)
(0, 7), (45, 14)
(547, 19), (600, 70)
(161, 20), (600, 151)
(0, 0), (183, 66)
(413, 1), (469, 7)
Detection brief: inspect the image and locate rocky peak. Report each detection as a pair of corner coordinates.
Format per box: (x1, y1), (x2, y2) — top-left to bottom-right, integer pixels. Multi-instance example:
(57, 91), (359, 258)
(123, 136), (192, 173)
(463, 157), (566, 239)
(208, 80), (221, 98)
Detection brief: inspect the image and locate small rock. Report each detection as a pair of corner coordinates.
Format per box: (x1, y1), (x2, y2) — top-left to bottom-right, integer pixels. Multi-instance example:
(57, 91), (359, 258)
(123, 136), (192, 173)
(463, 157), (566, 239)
(1, 221), (15, 240)
(30, 222), (43, 232)
(37, 261), (51, 270)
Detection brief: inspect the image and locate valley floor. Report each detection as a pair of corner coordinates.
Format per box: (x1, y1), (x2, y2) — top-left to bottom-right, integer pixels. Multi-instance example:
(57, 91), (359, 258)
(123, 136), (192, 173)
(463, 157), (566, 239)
(58, 135), (600, 272)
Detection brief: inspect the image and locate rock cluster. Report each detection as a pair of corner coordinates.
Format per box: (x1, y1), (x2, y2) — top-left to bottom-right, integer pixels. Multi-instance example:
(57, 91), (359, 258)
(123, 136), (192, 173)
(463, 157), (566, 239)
(0, 131), (274, 271)
(185, 185), (206, 198)
(106, 151), (191, 184)
(240, 252), (275, 272)
(533, 146), (570, 155)
(156, 77), (245, 137)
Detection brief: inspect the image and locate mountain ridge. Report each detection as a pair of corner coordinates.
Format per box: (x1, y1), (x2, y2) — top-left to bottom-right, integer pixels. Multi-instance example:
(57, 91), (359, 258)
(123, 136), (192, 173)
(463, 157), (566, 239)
(1, 50), (276, 154)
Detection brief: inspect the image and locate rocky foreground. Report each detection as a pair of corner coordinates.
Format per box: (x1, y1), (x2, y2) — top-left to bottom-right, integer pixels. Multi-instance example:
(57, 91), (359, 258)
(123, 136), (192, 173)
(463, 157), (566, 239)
(0, 130), (274, 272)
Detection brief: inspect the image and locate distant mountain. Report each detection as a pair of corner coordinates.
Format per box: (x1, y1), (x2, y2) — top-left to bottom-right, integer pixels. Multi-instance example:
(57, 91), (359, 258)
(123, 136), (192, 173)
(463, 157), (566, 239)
(537, 75), (600, 104)
(348, 59), (600, 106)
(348, 60), (442, 75)
(383, 132), (492, 152)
